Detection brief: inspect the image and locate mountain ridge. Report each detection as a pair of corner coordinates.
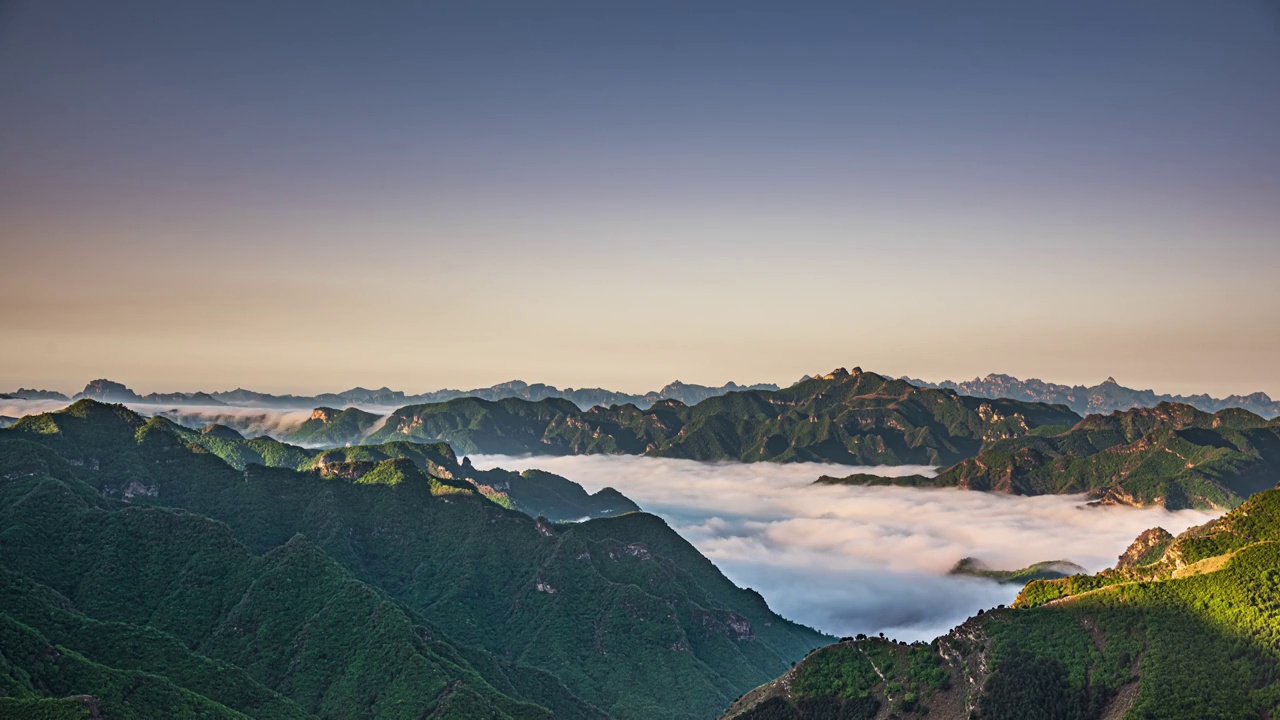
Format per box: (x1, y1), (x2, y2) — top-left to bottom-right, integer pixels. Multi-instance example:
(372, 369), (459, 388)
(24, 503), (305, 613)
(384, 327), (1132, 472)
(30, 378), (782, 410)
(362, 368), (1083, 465)
(818, 401), (1280, 509)
(904, 372), (1280, 419)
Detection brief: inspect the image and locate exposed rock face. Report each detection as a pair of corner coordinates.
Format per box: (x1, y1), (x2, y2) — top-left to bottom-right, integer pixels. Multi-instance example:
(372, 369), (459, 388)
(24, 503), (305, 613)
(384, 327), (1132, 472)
(71, 379), (225, 405)
(310, 407), (339, 423)
(1116, 527), (1174, 568)
(313, 459), (375, 481)
(75, 379), (139, 403)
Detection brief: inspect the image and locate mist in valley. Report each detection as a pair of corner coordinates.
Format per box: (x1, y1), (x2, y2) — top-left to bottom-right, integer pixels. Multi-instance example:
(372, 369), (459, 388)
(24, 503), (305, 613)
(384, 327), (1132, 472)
(469, 454), (1219, 641)
(0, 400), (388, 445)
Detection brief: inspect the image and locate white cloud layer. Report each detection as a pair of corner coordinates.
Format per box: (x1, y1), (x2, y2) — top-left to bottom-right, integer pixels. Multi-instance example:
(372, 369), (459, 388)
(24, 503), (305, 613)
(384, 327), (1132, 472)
(468, 454), (1219, 641)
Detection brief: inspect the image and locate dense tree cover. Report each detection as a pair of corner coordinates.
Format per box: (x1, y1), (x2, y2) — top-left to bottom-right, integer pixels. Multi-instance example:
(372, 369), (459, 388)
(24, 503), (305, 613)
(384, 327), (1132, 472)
(725, 639), (954, 720)
(0, 402), (829, 718)
(820, 402), (1280, 509)
(283, 407), (384, 446)
(726, 485), (1280, 719)
(152, 415), (638, 522)
(362, 369), (1080, 465)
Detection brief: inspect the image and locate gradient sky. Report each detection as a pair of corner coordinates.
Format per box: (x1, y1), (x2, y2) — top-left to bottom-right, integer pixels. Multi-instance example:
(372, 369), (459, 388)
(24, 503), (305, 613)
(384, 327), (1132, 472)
(2, 1), (1279, 397)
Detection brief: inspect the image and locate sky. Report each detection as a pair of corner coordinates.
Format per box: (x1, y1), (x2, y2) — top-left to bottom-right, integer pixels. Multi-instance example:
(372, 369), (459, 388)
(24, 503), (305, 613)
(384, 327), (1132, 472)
(2, 1), (1278, 396)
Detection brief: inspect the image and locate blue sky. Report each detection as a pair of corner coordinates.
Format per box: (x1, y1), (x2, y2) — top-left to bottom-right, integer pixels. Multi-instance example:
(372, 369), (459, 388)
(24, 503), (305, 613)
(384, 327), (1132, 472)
(2, 1), (1278, 395)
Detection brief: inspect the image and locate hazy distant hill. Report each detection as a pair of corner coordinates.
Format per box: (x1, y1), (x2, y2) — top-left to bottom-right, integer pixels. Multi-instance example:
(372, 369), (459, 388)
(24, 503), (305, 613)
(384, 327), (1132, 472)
(905, 373), (1280, 419)
(723, 485), (1280, 719)
(820, 402), (1280, 509)
(3, 388), (70, 401)
(25, 377), (778, 410)
(215, 378), (781, 410)
(366, 368), (1082, 465)
(73, 378), (226, 406)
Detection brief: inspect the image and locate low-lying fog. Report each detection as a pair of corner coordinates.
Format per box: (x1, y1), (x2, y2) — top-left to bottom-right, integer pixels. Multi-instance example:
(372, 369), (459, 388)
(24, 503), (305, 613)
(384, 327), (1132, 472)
(0, 400), (385, 446)
(468, 454), (1218, 642)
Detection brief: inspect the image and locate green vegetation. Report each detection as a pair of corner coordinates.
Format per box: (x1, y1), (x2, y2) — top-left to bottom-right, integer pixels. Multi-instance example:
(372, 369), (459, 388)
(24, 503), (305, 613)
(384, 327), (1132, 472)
(726, 482), (1280, 719)
(364, 368), (1081, 465)
(0, 401), (830, 719)
(468, 468), (640, 521)
(725, 638), (953, 719)
(140, 414), (638, 522)
(820, 402), (1280, 509)
(948, 557), (1085, 584)
(282, 407), (383, 446)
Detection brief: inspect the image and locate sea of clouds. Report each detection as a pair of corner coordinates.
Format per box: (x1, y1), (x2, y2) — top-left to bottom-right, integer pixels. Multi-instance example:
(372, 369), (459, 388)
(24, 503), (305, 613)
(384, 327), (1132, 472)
(468, 454), (1219, 641)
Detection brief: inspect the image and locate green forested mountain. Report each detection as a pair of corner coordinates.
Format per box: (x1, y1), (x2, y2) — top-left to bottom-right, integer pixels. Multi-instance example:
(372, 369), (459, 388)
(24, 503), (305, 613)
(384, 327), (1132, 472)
(282, 407), (384, 446)
(363, 368), (1081, 465)
(819, 402), (1280, 509)
(134, 412), (636, 522)
(0, 401), (828, 719)
(723, 485), (1280, 720)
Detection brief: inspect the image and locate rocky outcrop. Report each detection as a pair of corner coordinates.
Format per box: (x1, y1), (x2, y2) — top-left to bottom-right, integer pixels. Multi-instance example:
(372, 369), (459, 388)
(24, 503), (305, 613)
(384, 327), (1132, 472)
(75, 379), (139, 403)
(198, 423), (245, 440)
(1116, 528), (1175, 569)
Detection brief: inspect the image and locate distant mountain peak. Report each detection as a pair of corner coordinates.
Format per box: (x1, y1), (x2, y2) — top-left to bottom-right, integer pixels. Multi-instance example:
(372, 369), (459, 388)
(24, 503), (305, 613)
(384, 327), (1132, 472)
(904, 372), (1280, 419)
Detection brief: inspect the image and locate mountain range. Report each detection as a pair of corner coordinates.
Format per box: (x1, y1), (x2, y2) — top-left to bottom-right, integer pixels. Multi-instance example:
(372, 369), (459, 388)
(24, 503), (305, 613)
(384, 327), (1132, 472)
(724, 481), (1280, 719)
(42, 378), (780, 410)
(0, 400), (829, 719)
(904, 373), (1280, 419)
(819, 402), (1280, 509)
(357, 368), (1082, 465)
(11, 371), (1279, 421)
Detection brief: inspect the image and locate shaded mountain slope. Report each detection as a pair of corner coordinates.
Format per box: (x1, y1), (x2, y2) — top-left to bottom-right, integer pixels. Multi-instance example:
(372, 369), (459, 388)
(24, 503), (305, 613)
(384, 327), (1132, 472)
(0, 440), (554, 720)
(1, 402), (829, 719)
